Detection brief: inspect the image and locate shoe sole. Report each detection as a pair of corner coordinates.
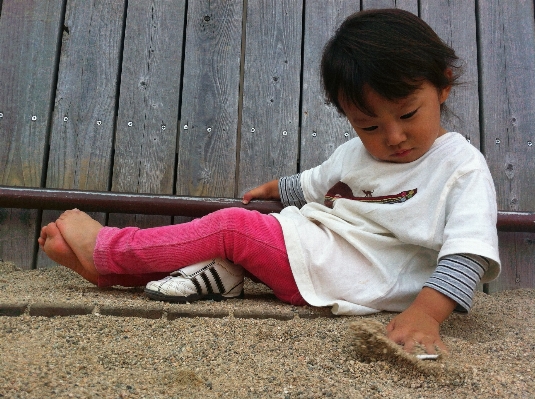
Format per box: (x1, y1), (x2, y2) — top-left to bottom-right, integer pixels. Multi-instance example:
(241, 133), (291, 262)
(144, 288), (244, 303)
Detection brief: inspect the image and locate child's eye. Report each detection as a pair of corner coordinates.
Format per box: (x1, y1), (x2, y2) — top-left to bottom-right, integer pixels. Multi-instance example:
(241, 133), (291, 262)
(361, 126), (378, 132)
(400, 109), (418, 119)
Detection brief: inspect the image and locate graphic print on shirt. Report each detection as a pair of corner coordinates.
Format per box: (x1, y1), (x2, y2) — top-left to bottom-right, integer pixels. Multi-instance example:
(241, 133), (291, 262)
(324, 181), (417, 208)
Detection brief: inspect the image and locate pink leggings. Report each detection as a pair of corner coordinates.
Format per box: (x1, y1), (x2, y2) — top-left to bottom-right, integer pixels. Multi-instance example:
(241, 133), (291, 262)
(94, 208), (306, 305)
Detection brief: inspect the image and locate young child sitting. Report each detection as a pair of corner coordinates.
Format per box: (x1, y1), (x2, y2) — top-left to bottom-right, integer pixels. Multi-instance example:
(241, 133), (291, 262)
(39, 8), (500, 355)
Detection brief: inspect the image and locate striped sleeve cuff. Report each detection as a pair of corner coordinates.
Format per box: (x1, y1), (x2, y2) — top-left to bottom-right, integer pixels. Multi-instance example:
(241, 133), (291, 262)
(278, 173), (307, 208)
(423, 253), (490, 313)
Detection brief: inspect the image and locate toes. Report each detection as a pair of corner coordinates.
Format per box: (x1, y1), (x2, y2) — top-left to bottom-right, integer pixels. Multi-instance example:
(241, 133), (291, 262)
(45, 221), (60, 237)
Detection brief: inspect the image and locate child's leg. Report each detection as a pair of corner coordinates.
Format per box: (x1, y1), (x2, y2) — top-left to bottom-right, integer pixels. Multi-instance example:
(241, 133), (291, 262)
(56, 208), (305, 305)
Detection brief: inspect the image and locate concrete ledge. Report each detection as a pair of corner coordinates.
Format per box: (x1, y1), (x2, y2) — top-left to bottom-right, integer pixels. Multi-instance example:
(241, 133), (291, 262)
(296, 307), (336, 319)
(0, 301), (334, 320)
(29, 303), (94, 317)
(0, 302), (28, 316)
(167, 308), (230, 320)
(98, 305), (164, 319)
(233, 308), (295, 320)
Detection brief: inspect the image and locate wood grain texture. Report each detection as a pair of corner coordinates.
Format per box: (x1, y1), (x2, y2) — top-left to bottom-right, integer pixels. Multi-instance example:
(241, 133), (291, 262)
(478, 0), (535, 211)
(0, 0), (63, 187)
(299, 0), (359, 171)
(46, 0), (125, 191)
(111, 0), (185, 195)
(39, 0), (126, 268)
(0, 208), (39, 269)
(0, 0), (63, 268)
(362, 0), (417, 14)
(421, 0), (481, 148)
(109, 0), (186, 229)
(478, 0), (535, 292)
(176, 0), (243, 198)
(237, 0), (303, 195)
(488, 232), (535, 292)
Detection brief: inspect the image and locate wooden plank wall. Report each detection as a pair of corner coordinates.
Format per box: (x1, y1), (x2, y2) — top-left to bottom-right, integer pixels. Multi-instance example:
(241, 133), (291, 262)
(478, 0), (535, 292)
(238, 0), (303, 193)
(0, 0), (64, 267)
(0, 1), (533, 291)
(37, 0), (126, 268)
(109, 0), (185, 229)
(300, 1), (355, 171)
(177, 0), (243, 199)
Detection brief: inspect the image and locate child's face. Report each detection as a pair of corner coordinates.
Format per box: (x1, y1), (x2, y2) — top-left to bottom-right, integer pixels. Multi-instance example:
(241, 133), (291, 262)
(340, 80), (451, 163)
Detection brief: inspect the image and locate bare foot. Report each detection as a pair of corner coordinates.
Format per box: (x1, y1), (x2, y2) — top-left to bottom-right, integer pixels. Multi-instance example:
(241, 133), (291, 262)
(39, 222), (99, 285)
(54, 209), (103, 278)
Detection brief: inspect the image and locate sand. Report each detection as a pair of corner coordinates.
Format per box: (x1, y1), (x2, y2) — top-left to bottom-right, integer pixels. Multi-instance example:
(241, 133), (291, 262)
(0, 261), (534, 398)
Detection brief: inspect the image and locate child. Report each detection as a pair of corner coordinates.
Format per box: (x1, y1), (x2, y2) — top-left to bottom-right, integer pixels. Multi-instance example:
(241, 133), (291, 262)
(39, 8), (500, 355)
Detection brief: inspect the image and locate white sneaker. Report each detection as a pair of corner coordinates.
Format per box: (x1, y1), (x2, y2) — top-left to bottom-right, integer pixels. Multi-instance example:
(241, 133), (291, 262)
(144, 258), (244, 303)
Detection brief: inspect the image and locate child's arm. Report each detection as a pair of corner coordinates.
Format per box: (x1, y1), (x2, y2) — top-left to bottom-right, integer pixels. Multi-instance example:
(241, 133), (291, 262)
(242, 179), (280, 204)
(386, 287), (456, 354)
(388, 253), (490, 354)
(242, 174), (307, 209)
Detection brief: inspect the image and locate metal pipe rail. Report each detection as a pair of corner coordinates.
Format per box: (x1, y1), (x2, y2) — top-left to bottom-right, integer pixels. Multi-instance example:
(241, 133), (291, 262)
(0, 186), (283, 217)
(0, 186), (534, 232)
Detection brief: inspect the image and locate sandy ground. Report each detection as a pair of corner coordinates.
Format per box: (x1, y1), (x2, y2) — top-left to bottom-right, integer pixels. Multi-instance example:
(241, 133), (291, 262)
(0, 261), (534, 398)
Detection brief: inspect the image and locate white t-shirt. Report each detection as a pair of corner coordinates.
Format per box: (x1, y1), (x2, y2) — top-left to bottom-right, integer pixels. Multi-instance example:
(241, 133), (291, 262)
(272, 132), (501, 315)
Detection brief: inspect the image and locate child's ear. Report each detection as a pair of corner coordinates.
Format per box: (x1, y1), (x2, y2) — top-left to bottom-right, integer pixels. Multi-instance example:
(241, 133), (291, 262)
(439, 68), (453, 104)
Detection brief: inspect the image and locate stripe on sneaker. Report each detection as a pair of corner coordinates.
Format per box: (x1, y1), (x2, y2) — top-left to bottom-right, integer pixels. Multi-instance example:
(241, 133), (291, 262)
(191, 276), (203, 295)
(200, 272), (213, 294)
(209, 266), (226, 293)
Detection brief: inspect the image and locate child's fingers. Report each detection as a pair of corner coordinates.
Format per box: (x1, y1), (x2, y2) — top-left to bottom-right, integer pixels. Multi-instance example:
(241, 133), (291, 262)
(385, 320), (403, 343)
(242, 181), (279, 204)
(420, 337), (438, 354)
(385, 324), (415, 351)
(411, 336), (449, 355)
(242, 188), (263, 204)
(242, 192), (253, 204)
(432, 338), (449, 354)
(402, 339), (417, 353)
(387, 322), (448, 355)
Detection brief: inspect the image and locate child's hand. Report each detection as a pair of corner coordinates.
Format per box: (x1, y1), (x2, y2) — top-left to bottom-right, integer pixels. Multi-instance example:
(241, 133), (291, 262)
(386, 287), (457, 354)
(386, 305), (447, 354)
(242, 179), (280, 204)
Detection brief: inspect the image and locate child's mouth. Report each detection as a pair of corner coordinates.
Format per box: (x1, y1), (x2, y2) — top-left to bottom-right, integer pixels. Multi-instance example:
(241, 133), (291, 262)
(392, 149), (413, 157)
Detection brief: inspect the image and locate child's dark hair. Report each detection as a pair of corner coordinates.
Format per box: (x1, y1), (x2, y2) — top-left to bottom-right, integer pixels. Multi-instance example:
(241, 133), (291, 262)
(321, 8), (461, 115)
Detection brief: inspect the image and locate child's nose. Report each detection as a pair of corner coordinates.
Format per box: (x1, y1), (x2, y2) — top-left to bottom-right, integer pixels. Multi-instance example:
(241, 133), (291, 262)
(385, 124), (407, 146)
